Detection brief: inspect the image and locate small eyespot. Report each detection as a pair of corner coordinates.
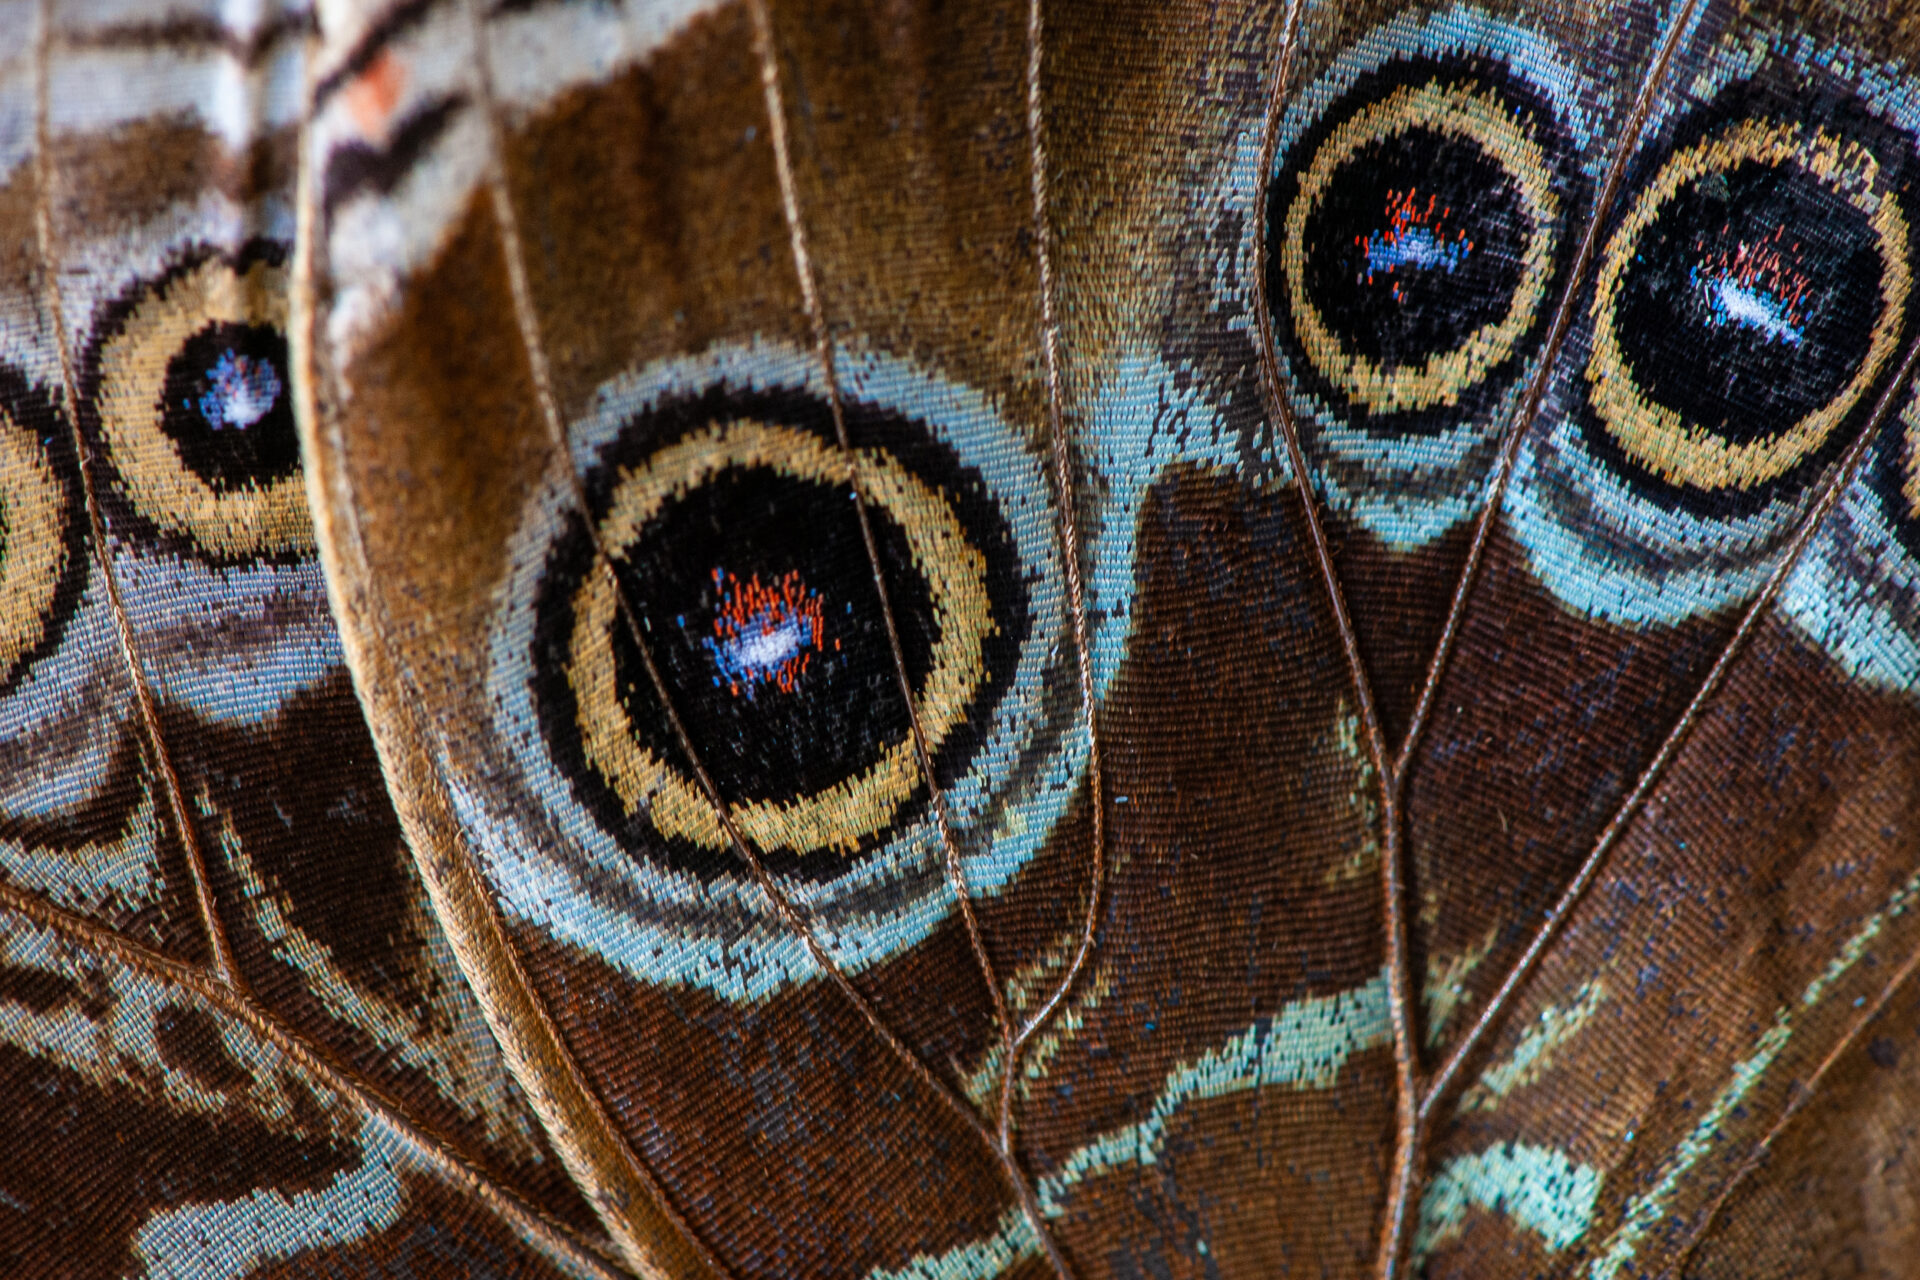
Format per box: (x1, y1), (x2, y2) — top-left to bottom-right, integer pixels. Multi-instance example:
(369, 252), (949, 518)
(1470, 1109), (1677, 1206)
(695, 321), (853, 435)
(1270, 67), (1571, 426)
(1260, 10), (1587, 545)
(88, 253), (310, 563)
(1584, 105), (1912, 509)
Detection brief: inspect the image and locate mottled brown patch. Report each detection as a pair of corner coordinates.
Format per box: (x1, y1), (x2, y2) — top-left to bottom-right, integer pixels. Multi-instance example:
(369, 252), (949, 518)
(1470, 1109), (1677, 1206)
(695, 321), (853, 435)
(517, 924), (1017, 1279)
(0, 1039), (348, 1279)
(1683, 973), (1920, 1280)
(1425, 618), (1920, 1277)
(164, 671), (599, 1234)
(1406, 524), (1730, 1054)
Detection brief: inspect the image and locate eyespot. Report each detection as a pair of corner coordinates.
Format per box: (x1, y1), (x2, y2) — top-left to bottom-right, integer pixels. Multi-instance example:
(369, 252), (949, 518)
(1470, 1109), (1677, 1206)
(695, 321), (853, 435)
(474, 342), (1079, 1000)
(0, 376), (86, 697)
(88, 253), (310, 563)
(535, 399), (1019, 879)
(1584, 108), (1911, 507)
(1508, 53), (1920, 628)
(1262, 12), (1585, 546)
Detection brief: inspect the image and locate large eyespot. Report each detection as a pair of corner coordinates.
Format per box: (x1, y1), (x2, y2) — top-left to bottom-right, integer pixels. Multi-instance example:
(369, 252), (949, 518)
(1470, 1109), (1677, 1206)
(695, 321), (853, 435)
(475, 343), (1078, 1000)
(0, 376), (86, 696)
(89, 253), (310, 563)
(1585, 110), (1912, 507)
(1260, 11), (1585, 546)
(535, 401), (1018, 879)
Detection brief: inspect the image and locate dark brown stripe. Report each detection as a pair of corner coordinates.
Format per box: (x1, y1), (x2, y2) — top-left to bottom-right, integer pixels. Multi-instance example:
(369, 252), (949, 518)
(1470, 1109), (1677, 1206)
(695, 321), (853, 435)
(58, 10), (315, 68)
(320, 94), (467, 220)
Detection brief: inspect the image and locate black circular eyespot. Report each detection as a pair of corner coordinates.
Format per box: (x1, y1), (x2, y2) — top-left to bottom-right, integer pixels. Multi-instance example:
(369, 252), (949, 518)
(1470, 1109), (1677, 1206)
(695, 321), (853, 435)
(1267, 53), (1578, 435)
(1585, 105), (1914, 507)
(0, 373), (86, 696)
(531, 386), (1025, 882)
(88, 253), (312, 561)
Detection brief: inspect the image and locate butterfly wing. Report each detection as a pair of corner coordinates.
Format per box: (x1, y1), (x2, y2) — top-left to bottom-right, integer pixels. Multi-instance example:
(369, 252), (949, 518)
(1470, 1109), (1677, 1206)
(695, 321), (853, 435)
(1, 0), (616, 1269)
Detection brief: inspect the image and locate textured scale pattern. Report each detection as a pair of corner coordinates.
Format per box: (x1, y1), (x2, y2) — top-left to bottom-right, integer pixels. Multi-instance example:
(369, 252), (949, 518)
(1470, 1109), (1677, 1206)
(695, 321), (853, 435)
(2, 0), (1919, 1276)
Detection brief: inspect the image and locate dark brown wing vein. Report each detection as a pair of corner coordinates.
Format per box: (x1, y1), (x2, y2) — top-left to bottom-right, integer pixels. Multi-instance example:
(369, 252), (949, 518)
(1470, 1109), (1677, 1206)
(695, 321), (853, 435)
(0, 875), (629, 1280)
(1357, 5), (1694, 1272)
(29, 0), (241, 989)
(742, 0), (1020, 1138)
(460, 0), (1066, 1272)
(1389, 0), (1700, 781)
(742, 4), (1070, 1273)
(1003, 0), (1110, 1151)
(1422, 334), (1920, 1127)
(1245, 1), (1417, 1275)
(312, 17), (733, 1277)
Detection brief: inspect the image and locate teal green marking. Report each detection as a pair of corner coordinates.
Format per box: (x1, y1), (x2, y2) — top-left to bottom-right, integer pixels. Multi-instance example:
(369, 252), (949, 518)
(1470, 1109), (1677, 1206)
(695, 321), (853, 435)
(1588, 862), (1920, 1280)
(1416, 1142), (1602, 1259)
(1460, 980), (1606, 1112)
(866, 972), (1392, 1280)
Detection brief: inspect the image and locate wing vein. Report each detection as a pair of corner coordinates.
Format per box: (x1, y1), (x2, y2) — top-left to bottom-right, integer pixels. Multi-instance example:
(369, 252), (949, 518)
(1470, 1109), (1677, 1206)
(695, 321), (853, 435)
(1245, 1), (1419, 1273)
(743, 4), (1073, 1273)
(1003, 0), (1111, 1139)
(30, 0), (242, 990)
(1422, 334), (1920, 1129)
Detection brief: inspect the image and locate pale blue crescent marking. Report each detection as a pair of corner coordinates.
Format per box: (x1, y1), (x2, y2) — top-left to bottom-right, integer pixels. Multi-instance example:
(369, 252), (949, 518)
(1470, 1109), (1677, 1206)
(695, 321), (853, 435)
(114, 543), (344, 727)
(866, 972), (1391, 1280)
(475, 339), (1081, 1002)
(134, 1135), (406, 1280)
(1083, 348), (1287, 701)
(1504, 402), (1808, 628)
(1778, 469), (1920, 700)
(1415, 1141), (1602, 1261)
(1238, 3), (1598, 552)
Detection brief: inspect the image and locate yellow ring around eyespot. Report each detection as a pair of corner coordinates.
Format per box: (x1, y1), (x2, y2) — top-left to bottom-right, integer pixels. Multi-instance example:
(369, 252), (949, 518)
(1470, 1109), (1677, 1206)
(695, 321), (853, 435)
(1587, 119), (1912, 492)
(1282, 79), (1561, 416)
(0, 404), (71, 679)
(93, 258), (313, 558)
(566, 419), (993, 859)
